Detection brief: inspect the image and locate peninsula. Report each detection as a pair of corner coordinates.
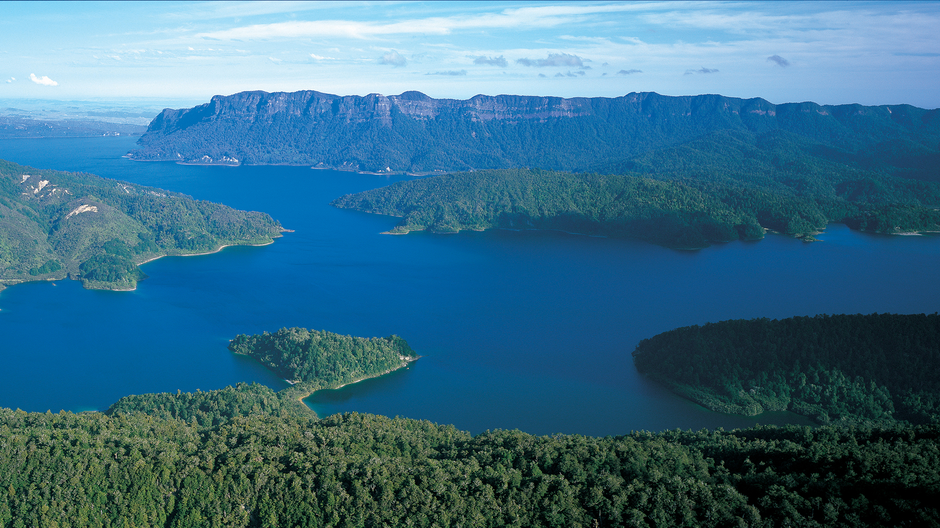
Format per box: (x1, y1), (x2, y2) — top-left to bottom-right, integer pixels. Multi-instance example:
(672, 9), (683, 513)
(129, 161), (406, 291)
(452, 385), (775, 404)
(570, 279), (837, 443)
(632, 313), (940, 426)
(0, 159), (284, 291)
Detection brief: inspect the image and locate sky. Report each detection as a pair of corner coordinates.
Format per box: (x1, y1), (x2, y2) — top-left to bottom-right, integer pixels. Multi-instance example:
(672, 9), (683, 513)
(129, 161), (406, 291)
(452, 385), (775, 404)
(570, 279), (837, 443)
(1, 1), (939, 110)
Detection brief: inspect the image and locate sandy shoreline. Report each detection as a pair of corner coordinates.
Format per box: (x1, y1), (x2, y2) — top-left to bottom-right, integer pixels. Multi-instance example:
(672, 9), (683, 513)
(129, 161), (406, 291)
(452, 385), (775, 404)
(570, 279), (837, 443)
(136, 239), (276, 266)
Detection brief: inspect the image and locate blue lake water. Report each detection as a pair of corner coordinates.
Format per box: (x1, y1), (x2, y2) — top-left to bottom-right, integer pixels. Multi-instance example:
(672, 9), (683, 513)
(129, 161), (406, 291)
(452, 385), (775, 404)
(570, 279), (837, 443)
(1, 136), (939, 436)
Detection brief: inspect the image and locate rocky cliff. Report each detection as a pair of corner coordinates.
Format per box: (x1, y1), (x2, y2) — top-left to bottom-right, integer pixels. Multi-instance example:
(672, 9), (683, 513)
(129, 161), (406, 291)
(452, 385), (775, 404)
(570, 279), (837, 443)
(129, 90), (940, 173)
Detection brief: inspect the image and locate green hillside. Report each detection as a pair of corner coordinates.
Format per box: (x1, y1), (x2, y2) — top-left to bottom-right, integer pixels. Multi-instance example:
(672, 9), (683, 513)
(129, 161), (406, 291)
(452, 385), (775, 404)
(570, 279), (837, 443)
(0, 159), (283, 290)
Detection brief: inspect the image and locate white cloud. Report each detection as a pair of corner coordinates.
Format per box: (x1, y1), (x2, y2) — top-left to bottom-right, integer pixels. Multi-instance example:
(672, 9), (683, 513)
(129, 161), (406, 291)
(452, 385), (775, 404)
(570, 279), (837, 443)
(4, 77), (14, 83)
(379, 50), (407, 67)
(29, 73), (58, 86)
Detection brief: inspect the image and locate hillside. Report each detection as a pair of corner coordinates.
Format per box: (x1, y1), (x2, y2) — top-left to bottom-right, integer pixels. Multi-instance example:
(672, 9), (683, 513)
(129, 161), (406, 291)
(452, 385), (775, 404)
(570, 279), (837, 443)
(0, 159), (283, 290)
(128, 90), (940, 176)
(632, 313), (940, 426)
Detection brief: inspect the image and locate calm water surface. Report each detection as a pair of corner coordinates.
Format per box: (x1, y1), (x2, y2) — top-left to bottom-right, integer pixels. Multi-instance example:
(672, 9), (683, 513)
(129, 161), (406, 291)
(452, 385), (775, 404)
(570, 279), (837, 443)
(1, 137), (938, 435)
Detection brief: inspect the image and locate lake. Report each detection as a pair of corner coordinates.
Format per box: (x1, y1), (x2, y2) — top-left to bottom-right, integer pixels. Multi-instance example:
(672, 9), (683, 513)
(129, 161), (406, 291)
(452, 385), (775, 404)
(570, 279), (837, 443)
(1, 136), (938, 436)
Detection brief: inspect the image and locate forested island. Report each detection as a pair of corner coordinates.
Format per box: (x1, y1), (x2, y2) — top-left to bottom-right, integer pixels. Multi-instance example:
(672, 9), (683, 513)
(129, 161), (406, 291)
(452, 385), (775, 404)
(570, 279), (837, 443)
(632, 313), (940, 426)
(106, 328), (419, 423)
(0, 159), (284, 291)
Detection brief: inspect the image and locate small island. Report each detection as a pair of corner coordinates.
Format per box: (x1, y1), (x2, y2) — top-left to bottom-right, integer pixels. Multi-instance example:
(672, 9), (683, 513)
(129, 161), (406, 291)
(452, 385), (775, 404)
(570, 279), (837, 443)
(632, 313), (940, 426)
(229, 327), (419, 414)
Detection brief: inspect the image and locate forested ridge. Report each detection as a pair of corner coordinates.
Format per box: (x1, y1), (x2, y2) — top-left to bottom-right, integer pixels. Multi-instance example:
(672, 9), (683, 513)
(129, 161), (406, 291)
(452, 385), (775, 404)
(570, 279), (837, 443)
(0, 159), (283, 290)
(1, 404), (938, 527)
(632, 313), (940, 426)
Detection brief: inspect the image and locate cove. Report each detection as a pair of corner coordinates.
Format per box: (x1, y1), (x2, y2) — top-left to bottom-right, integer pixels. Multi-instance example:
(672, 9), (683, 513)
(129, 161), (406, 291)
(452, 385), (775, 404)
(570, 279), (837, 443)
(1, 136), (938, 436)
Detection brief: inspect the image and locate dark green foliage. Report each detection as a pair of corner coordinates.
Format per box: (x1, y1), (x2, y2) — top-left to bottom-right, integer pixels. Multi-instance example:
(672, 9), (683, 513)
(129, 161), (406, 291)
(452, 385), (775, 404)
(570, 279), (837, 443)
(79, 253), (146, 287)
(0, 406), (937, 527)
(632, 313), (940, 425)
(27, 259), (60, 276)
(106, 383), (309, 427)
(0, 158), (283, 290)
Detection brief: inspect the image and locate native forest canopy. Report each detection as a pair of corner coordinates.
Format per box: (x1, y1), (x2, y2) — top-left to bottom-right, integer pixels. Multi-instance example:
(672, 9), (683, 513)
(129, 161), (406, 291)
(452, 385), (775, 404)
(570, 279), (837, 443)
(632, 313), (940, 427)
(0, 159), (283, 290)
(3, 405), (939, 527)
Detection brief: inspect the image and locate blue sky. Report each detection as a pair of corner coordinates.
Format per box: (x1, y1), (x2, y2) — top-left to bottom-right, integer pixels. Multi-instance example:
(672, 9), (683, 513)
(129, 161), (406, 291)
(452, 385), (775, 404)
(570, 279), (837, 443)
(1, 1), (938, 108)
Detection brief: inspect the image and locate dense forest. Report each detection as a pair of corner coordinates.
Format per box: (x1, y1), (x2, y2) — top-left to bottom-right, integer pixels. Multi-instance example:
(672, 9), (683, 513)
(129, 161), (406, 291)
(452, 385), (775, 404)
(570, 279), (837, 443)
(2, 402), (938, 527)
(632, 313), (940, 426)
(0, 159), (283, 290)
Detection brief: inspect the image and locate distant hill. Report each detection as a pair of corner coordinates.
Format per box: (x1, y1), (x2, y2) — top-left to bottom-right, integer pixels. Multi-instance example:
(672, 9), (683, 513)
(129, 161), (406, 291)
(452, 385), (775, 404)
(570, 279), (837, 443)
(128, 90), (940, 176)
(0, 115), (146, 138)
(0, 159), (283, 290)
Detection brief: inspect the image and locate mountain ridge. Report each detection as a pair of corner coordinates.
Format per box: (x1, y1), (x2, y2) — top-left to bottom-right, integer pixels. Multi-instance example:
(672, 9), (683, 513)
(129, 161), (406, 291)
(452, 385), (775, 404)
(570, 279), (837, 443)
(129, 90), (940, 173)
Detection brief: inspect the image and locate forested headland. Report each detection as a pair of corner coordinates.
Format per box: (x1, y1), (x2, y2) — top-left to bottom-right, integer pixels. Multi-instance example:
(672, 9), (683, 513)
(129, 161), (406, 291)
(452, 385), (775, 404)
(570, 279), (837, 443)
(632, 313), (940, 426)
(0, 159), (283, 290)
(331, 153), (940, 248)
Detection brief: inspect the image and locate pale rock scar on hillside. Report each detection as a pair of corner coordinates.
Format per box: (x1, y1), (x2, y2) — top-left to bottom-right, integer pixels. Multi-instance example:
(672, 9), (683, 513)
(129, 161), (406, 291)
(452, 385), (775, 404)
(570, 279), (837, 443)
(65, 204), (98, 219)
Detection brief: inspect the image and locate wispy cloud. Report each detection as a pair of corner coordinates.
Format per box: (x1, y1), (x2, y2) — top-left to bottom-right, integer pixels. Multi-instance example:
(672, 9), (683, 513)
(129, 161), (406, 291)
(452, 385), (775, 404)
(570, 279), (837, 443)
(473, 55), (508, 67)
(29, 73), (58, 86)
(4, 77), (14, 83)
(617, 69), (642, 75)
(427, 70), (467, 76)
(767, 54), (790, 67)
(195, 4), (647, 41)
(516, 53), (585, 68)
(379, 51), (407, 67)
(684, 67), (719, 75)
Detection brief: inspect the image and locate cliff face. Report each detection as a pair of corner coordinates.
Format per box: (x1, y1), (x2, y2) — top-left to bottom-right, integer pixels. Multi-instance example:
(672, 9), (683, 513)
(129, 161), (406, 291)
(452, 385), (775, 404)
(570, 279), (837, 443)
(129, 90), (940, 173)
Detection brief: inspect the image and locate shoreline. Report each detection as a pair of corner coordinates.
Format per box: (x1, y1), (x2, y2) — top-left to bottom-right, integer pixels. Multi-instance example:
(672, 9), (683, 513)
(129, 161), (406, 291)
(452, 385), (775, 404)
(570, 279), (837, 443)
(136, 239), (277, 267)
(293, 356), (419, 406)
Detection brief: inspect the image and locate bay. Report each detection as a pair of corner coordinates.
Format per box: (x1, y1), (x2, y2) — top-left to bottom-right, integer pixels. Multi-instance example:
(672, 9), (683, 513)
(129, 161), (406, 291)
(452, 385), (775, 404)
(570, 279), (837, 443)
(1, 136), (938, 436)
